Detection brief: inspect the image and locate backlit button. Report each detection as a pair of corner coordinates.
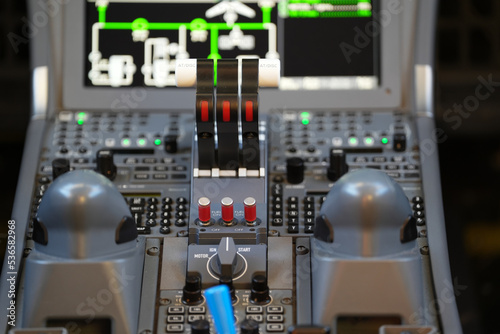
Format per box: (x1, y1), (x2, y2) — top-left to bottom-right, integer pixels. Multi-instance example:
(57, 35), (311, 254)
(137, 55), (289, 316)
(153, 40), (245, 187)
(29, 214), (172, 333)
(304, 210), (314, 218)
(175, 219), (186, 226)
(266, 324), (284, 332)
(391, 156), (406, 163)
(160, 226), (170, 234)
(372, 156), (387, 163)
(167, 306), (185, 314)
(386, 172), (401, 179)
(415, 211), (425, 218)
(272, 218), (283, 226)
(177, 197), (188, 204)
(166, 324), (184, 333)
(246, 306), (263, 314)
(304, 196), (314, 203)
(413, 203), (424, 211)
(130, 198), (145, 206)
(189, 306), (206, 314)
(304, 218), (314, 225)
(354, 157), (369, 163)
(175, 211), (187, 219)
(404, 164), (419, 170)
(385, 165), (400, 170)
(412, 196), (424, 204)
(267, 315), (284, 323)
(137, 226), (151, 234)
(267, 306), (284, 313)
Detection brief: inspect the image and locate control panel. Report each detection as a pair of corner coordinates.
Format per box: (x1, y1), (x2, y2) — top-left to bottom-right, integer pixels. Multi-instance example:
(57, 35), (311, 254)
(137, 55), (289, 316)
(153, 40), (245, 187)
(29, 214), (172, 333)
(11, 60), (437, 334)
(1, 1), (462, 333)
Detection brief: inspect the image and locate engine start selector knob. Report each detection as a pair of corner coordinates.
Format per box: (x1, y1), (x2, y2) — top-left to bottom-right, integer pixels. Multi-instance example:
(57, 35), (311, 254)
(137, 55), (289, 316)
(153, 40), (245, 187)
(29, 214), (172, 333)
(209, 237), (247, 280)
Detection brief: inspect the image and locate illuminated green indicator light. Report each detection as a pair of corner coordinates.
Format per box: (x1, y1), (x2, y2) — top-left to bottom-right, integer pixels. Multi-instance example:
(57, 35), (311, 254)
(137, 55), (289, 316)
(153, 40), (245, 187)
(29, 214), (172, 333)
(349, 137), (358, 146)
(301, 119), (310, 125)
(364, 137), (374, 145)
(77, 112), (86, 118)
(300, 111), (311, 118)
(154, 139), (162, 146)
(77, 119), (84, 125)
(138, 139), (146, 146)
(122, 138), (131, 146)
(381, 137), (389, 145)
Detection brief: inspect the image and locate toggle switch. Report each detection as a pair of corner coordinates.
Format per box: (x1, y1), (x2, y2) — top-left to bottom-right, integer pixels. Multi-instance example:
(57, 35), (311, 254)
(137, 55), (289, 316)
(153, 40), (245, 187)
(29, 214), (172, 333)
(198, 197), (211, 223)
(244, 197), (257, 222)
(221, 197), (234, 222)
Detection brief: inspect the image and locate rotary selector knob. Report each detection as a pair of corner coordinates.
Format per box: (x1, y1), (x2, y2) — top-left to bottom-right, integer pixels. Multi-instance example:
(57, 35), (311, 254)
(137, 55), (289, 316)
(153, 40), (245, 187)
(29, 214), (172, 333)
(209, 237), (247, 280)
(286, 157), (305, 184)
(96, 150), (117, 180)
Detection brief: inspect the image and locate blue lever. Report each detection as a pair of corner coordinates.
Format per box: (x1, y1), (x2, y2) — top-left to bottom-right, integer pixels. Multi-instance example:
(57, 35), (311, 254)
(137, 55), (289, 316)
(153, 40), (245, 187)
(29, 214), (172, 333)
(204, 285), (237, 334)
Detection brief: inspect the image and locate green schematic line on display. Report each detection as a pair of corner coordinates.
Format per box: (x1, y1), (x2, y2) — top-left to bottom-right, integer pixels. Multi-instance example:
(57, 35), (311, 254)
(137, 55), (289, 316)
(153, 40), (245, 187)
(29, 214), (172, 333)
(95, 4), (272, 61)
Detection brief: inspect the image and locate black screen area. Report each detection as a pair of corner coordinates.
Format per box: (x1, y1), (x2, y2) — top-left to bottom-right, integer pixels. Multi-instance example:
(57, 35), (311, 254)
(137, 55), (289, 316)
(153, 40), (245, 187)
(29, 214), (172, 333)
(283, 17), (376, 77)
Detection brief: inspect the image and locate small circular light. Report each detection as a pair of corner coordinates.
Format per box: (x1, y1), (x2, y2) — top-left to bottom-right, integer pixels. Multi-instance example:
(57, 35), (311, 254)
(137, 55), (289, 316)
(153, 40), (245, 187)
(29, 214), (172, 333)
(381, 137), (389, 145)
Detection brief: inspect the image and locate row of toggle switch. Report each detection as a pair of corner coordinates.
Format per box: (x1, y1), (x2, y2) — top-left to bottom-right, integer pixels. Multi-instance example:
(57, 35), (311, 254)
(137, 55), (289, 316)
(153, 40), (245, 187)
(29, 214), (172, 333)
(197, 197), (257, 225)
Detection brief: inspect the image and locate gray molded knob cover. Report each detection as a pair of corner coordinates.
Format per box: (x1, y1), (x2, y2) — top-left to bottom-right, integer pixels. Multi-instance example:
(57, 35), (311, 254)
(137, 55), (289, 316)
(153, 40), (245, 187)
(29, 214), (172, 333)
(34, 170), (137, 259)
(314, 169), (416, 257)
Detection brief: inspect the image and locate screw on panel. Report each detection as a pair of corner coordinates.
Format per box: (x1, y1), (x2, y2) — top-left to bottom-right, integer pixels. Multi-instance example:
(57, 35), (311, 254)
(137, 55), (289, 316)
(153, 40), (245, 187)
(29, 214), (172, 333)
(177, 230), (188, 237)
(268, 230), (279, 237)
(418, 229), (427, 238)
(147, 246), (159, 256)
(159, 298), (171, 305)
(281, 297), (292, 305)
(23, 248), (32, 256)
(140, 330), (152, 334)
(296, 245), (309, 255)
(420, 246), (429, 255)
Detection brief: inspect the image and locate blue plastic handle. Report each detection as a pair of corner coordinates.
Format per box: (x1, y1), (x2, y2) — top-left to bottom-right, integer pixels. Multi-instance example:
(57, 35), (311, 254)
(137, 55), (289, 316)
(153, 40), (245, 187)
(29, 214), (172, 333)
(204, 285), (237, 334)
